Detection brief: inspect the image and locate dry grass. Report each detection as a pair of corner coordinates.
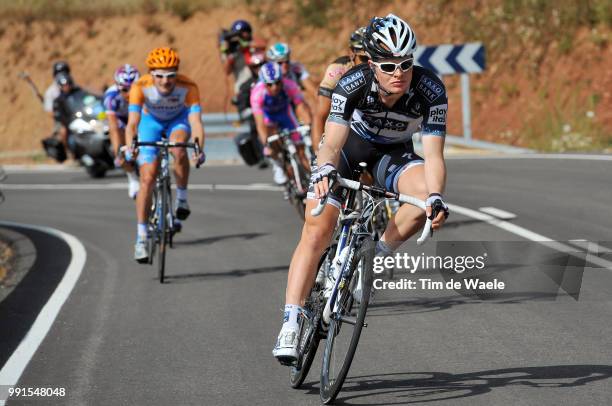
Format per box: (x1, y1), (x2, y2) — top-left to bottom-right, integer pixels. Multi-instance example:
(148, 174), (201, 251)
(0, 0), (240, 22)
(0, 240), (13, 284)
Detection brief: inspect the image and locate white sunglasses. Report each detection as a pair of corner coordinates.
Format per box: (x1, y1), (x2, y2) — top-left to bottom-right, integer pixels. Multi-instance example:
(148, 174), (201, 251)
(151, 71), (178, 79)
(371, 58), (414, 74)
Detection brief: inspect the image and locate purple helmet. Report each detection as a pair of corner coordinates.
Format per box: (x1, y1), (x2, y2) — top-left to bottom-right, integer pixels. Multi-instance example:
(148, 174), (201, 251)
(259, 62), (282, 84)
(114, 64), (140, 88)
(231, 19), (252, 35)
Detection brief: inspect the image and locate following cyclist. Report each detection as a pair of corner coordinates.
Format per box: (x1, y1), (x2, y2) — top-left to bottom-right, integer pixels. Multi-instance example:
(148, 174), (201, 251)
(266, 42), (317, 99)
(273, 14), (450, 364)
(104, 64), (141, 199)
(125, 47), (206, 263)
(312, 27), (369, 152)
(250, 62), (312, 186)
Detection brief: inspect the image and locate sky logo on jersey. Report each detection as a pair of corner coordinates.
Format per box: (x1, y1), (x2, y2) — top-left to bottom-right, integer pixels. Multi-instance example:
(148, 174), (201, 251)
(339, 70), (366, 94)
(331, 93), (347, 113)
(427, 104), (447, 125)
(417, 76), (444, 102)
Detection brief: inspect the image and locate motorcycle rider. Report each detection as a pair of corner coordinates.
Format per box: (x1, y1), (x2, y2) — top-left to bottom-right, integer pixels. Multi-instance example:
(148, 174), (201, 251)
(52, 72), (81, 160)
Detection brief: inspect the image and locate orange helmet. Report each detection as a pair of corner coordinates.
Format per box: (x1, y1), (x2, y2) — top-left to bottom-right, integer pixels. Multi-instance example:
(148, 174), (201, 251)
(146, 47), (180, 70)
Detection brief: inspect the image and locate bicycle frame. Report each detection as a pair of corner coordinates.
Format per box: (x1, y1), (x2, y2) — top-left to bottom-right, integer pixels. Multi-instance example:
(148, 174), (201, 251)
(313, 167), (433, 325)
(267, 128), (309, 194)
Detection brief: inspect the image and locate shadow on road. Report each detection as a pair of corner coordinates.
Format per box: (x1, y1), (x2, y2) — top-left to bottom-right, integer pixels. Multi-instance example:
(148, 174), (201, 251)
(173, 232), (266, 246)
(163, 264), (288, 283)
(367, 291), (561, 317)
(299, 365), (612, 405)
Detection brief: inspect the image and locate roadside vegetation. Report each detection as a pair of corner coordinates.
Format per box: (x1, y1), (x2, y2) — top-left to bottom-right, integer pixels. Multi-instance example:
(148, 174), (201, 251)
(0, 0), (610, 152)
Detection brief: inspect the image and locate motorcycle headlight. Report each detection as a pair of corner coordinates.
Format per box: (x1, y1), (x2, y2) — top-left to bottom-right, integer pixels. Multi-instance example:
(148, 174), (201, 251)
(69, 118), (94, 133)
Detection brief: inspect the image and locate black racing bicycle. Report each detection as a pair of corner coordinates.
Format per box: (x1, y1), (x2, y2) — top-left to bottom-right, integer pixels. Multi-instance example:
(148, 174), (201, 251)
(267, 125), (312, 220)
(133, 138), (200, 283)
(288, 162), (434, 404)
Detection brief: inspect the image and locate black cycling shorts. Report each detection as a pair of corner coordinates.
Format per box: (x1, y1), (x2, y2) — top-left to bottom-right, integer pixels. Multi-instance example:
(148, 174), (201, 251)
(308, 131), (424, 208)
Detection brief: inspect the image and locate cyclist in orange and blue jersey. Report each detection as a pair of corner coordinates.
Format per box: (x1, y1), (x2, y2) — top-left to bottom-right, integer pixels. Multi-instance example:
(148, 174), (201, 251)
(125, 47), (206, 263)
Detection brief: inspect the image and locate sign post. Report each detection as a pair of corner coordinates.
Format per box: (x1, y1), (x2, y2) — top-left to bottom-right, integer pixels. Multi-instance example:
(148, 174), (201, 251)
(414, 43), (486, 140)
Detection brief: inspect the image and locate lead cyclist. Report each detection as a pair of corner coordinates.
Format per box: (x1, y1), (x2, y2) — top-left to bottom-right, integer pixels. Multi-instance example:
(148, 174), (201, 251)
(273, 14), (450, 364)
(125, 47), (206, 263)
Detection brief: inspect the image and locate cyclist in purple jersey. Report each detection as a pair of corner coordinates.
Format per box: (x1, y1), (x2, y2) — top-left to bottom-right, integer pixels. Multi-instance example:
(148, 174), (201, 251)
(104, 64), (141, 199)
(251, 62), (312, 184)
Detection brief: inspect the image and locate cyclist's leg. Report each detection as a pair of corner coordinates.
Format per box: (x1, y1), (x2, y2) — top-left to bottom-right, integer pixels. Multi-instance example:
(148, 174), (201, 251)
(116, 126), (140, 199)
(133, 113), (163, 260)
(167, 111), (191, 190)
(274, 133), (372, 362)
(136, 113), (164, 222)
(372, 147), (427, 251)
(166, 111), (191, 220)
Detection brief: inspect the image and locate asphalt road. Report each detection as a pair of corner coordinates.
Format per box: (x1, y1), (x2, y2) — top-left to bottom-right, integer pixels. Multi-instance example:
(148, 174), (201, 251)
(1, 156), (611, 405)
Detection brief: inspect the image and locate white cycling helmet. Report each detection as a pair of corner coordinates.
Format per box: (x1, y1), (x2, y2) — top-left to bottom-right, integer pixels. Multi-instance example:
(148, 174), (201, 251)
(363, 14), (417, 59)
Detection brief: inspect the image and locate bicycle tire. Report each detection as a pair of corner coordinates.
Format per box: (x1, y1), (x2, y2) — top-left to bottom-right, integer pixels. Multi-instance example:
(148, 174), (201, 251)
(147, 188), (159, 265)
(158, 178), (168, 283)
(320, 238), (375, 404)
(289, 248), (331, 388)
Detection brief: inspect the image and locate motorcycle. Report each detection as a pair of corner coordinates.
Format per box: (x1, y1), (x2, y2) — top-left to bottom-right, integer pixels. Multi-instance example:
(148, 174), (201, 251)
(42, 89), (114, 178)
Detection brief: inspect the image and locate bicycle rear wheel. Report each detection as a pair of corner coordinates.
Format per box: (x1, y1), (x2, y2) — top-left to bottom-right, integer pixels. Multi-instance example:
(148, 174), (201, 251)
(157, 179), (169, 283)
(289, 248), (331, 388)
(320, 239), (375, 404)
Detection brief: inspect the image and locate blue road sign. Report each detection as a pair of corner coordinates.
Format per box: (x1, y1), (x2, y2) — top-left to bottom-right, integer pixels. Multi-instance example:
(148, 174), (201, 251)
(414, 43), (486, 75)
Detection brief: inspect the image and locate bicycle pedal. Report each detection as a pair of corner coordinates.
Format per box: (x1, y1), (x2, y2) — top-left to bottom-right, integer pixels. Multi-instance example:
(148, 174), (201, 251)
(276, 356), (297, 367)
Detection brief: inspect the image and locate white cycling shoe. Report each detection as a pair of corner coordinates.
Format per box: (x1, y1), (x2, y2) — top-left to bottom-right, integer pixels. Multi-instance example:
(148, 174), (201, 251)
(134, 238), (148, 264)
(271, 161), (288, 185)
(128, 179), (140, 200)
(272, 325), (299, 366)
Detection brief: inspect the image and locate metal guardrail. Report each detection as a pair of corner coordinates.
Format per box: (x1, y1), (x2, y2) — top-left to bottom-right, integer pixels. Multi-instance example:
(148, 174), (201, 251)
(202, 113), (248, 134)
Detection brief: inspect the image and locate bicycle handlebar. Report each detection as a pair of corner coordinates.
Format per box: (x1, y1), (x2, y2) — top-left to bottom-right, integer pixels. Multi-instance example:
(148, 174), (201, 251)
(310, 175), (433, 245)
(267, 125), (311, 146)
(132, 138), (203, 168)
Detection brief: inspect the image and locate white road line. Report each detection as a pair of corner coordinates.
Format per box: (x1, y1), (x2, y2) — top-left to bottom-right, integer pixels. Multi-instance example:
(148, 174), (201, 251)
(478, 206), (517, 220)
(2, 183), (283, 192)
(0, 222), (87, 397)
(569, 239), (612, 254)
(448, 153), (612, 161)
(449, 204), (612, 271)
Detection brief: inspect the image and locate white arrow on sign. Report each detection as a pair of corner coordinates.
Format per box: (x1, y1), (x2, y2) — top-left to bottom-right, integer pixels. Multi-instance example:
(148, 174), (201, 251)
(457, 43), (484, 73)
(428, 44), (455, 75)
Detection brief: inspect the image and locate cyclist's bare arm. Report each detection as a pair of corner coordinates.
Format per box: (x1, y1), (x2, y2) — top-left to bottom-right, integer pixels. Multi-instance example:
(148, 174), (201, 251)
(125, 110), (141, 149)
(302, 77), (318, 101)
(107, 113), (122, 155)
(422, 135), (447, 228)
(188, 112), (205, 149)
(295, 101), (312, 125)
(253, 113), (269, 146)
(314, 121), (350, 198)
(312, 95), (331, 152)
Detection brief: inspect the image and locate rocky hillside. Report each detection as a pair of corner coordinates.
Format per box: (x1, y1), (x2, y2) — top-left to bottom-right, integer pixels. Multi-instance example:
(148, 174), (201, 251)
(0, 0), (610, 156)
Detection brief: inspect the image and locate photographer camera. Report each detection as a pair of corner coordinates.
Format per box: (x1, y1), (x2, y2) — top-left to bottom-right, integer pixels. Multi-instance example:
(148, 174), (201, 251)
(218, 19), (254, 95)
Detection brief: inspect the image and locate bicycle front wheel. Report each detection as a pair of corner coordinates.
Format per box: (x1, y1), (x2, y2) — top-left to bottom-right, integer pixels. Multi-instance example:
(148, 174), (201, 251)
(289, 248), (331, 388)
(157, 179), (169, 283)
(320, 239), (375, 404)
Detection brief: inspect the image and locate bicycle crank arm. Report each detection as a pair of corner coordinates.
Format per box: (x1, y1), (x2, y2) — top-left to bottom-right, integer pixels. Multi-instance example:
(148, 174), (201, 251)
(335, 314), (367, 327)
